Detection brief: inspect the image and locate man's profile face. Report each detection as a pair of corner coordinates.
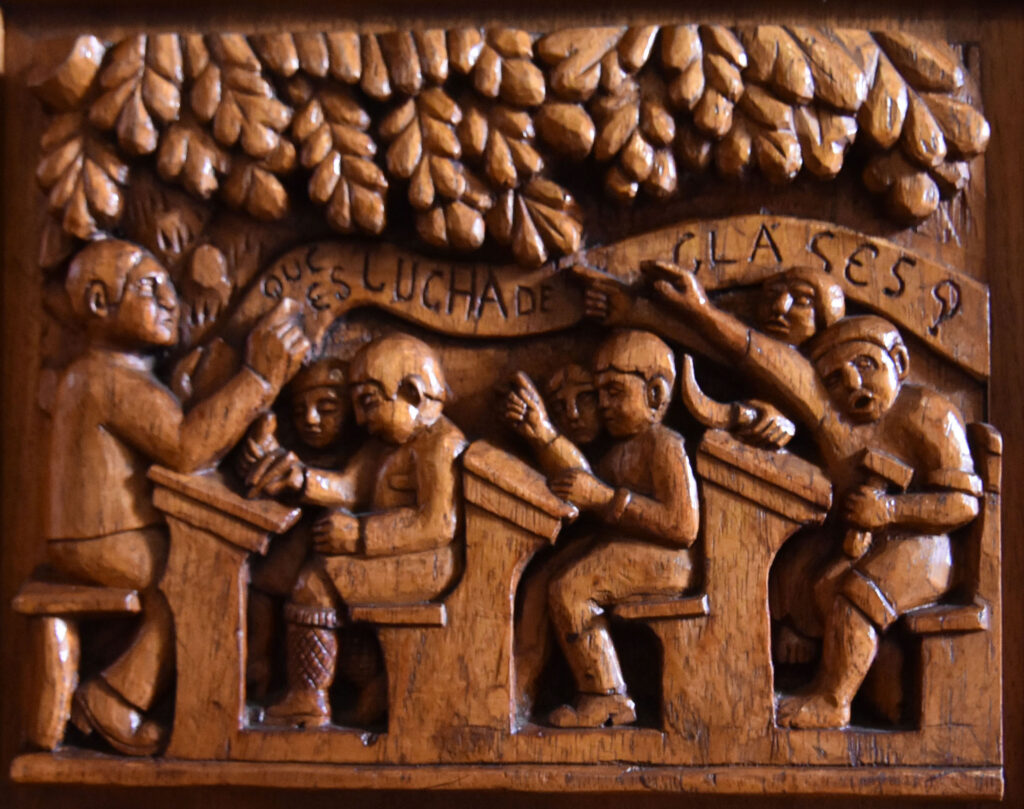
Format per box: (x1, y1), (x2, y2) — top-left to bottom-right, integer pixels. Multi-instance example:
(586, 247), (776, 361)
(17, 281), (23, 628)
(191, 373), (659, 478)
(292, 386), (345, 449)
(757, 278), (818, 346)
(816, 341), (902, 423)
(594, 370), (655, 438)
(112, 259), (180, 347)
(548, 378), (601, 445)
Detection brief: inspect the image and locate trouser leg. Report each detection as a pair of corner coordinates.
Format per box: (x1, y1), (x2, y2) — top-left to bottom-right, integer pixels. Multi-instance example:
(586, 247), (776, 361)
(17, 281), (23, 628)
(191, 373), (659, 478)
(102, 587), (174, 711)
(267, 561), (338, 726)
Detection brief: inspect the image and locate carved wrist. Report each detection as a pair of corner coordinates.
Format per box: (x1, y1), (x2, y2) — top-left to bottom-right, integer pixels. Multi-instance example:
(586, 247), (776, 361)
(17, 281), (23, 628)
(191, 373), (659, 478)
(603, 488), (632, 523)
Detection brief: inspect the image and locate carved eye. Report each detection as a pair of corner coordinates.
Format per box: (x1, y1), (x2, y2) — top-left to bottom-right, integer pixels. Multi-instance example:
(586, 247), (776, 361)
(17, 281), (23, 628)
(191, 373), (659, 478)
(793, 294), (814, 307)
(854, 356), (879, 372)
(577, 391), (597, 409)
(316, 397), (341, 414)
(824, 370), (846, 390)
(136, 277), (158, 297)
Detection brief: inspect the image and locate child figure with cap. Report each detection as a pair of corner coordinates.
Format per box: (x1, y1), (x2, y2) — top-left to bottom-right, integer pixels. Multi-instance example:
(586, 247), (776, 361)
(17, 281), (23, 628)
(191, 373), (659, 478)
(654, 268), (981, 729)
(247, 333), (468, 728)
(543, 329), (700, 728)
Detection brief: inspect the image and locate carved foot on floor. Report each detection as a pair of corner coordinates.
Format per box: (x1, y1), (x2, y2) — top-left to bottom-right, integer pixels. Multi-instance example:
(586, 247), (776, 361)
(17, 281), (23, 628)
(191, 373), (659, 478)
(71, 678), (166, 756)
(776, 691), (850, 729)
(264, 687), (331, 728)
(548, 693), (637, 728)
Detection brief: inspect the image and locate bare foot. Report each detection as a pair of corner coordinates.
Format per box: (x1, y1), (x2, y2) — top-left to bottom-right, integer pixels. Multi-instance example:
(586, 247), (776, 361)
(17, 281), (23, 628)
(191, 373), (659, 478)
(776, 691), (850, 729)
(773, 624), (818, 665)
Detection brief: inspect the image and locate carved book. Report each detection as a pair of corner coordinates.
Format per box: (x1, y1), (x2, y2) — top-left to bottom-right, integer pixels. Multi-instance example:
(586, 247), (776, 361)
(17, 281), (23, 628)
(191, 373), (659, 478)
(4, 18), (1003, 798)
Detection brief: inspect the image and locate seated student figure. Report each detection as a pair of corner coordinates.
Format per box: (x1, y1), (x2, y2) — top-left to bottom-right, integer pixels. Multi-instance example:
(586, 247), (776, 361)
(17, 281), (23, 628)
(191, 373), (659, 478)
(541, 330), (700, 728)
(653, 269), (981, 729)
(504, 364), (599, 717)
(240, 360), (349, 697)
(583, 264), (845, 448)
(45, 239), (310, 755)
(248, 334), (468, 728)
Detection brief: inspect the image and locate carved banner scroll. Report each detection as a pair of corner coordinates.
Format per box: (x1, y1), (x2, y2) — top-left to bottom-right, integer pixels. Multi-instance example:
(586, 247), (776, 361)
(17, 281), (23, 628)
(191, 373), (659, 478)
(9, 18), (1002, 801)
(233, 216), (988, 378)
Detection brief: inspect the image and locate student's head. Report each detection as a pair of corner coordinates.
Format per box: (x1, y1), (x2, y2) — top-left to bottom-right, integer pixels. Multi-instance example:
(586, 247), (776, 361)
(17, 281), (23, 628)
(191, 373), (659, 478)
(350, 334), (447, 445)
(756, 266), (845, 346)
(544, 363), (601, 445)
(808, 315), (909, 424)
(65, 239), (180, 349)
(289, 359), (347, 449)
(592, 330), (675, 437)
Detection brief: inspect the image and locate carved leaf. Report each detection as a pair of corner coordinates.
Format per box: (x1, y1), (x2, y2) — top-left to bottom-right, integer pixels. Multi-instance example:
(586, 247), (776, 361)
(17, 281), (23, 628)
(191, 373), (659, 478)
(157, 118), (231, 198)
(486, 178), (581, 266)
(190, 34), (294, 160)
(37, 112), (129, 239)
(89, 35), (184, 156)
(28, 35), (108, 112)
(291, 78), (386, 234)
(221, 156), (289, 220)
(448, 28), (545, 107)
(863, 150), (940, 221)
(873, 31), (964, 93)
(740, 26), (813, 104)
(590, 77), (677, 200)
(535, 102), (596, 160)
(459, 100), (543, 190)
(786, 27), (867, 113)
(539, 26), (663, 103)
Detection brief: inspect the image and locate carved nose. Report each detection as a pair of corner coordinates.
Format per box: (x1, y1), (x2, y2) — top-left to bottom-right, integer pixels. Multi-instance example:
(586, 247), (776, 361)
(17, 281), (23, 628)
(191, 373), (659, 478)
(772, 293), (792, 314)
(841, 364), (862, 390)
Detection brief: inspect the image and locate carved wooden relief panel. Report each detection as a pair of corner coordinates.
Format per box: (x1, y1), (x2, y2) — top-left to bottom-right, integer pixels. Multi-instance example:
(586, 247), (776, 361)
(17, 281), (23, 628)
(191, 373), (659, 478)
(4, 16), (1003, 798)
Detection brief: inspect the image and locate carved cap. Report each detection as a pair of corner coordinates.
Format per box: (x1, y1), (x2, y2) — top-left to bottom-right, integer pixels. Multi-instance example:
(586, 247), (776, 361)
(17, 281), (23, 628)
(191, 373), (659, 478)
(593, 329), (676, 387)
(291, 358), (346, 393)
(350, 334), (448, 402)
(806, 315), (906, 361)
(65, 239), (156, 318)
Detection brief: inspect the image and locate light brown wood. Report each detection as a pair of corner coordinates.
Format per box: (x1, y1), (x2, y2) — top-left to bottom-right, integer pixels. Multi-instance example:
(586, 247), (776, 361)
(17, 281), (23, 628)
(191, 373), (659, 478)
(1, 5), (1018, 805)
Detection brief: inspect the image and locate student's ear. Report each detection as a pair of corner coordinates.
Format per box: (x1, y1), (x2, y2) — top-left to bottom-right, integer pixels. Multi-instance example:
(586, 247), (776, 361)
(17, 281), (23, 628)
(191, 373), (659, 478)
(890, 345), (910, 380)
(398, 376), (425, 407)
(646, 377), (671, 411)
(85, 280), (110, 318)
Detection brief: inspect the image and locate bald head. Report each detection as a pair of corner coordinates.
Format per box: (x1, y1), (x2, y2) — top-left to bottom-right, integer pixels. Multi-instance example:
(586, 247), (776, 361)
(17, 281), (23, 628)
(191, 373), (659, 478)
(593, 329), (676, 389)
(66, 239), (153, 320)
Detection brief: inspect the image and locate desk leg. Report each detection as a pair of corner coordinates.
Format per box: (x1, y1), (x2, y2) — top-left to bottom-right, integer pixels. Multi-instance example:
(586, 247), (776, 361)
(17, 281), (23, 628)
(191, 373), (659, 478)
(160, 515), (249, 760)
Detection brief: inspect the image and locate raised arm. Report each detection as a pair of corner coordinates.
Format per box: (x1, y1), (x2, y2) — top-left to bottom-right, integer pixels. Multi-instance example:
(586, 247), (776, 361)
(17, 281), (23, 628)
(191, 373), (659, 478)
(108, 299), (310, 474)
(653, 268), (829, 428)
(504, 372), (591, 474)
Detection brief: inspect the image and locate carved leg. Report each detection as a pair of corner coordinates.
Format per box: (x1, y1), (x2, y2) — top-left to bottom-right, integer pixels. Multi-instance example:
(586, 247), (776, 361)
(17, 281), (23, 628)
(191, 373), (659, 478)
(776, 596), (878, 729)
(26, 616), (80, 750)
(100, 587), (174, 713)
(265, 604), (337, 728)
(246, 589), (276, 699)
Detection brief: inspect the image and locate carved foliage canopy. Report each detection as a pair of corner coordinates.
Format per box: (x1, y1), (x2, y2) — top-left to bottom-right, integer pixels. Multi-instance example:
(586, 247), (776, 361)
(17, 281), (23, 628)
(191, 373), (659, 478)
(33, 26), (990, 268)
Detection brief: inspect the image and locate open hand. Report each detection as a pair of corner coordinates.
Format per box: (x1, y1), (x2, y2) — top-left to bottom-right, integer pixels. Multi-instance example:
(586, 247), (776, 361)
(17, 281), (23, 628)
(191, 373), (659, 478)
(548, 468), (614, 511)
(312, 510), (361, 555)
(505, 372), (557, 444)
(651, 266), (708, 314)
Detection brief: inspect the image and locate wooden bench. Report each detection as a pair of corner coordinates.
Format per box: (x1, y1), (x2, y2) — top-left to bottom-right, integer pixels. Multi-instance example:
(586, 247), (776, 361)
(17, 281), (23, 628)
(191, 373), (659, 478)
(13, 577), (141, 750)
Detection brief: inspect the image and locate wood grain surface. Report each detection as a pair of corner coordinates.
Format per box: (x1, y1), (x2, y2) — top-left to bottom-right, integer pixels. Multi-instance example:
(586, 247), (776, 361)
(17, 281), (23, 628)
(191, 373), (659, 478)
(2, 2), (1022, 807)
